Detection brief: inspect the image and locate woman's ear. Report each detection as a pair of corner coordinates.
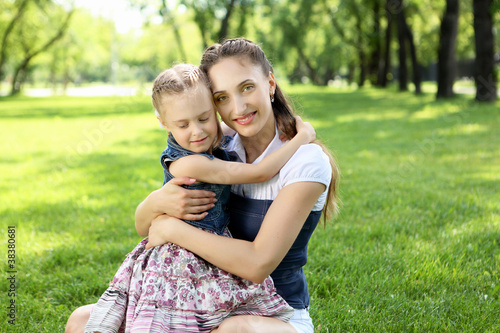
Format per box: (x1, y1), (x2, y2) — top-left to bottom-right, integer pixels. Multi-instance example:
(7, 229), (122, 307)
(268, 72), (276, 95)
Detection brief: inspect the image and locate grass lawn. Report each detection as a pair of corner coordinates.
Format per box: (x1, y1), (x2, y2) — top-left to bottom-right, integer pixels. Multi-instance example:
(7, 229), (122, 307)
(0, 86), (499, 332)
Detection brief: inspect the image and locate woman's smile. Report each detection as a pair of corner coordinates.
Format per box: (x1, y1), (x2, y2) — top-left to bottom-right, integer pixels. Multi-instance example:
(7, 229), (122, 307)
(234, 111), (257, 125)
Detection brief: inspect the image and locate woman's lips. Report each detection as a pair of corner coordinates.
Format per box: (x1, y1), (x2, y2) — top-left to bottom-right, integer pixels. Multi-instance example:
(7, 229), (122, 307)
(234, 111), (256, 125)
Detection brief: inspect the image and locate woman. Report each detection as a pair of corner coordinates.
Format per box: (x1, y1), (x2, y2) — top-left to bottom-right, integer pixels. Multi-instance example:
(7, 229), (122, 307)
(66, 38), (339, 333)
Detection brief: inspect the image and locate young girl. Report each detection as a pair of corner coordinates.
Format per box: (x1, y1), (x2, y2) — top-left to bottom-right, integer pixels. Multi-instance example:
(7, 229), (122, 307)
(83, 63), (316, 332)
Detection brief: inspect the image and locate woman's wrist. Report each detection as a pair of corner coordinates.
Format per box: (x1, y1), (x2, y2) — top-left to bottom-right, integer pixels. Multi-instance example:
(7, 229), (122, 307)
(149, 189), (165, 216)
(155, 215), (183, 243)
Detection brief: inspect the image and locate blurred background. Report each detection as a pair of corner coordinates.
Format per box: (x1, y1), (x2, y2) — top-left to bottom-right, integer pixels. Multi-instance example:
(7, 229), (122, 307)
(0, 0), (498, 101)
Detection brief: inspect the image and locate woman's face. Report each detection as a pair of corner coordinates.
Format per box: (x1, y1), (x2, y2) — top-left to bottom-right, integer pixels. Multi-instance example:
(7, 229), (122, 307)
(208, 57), (276, 139)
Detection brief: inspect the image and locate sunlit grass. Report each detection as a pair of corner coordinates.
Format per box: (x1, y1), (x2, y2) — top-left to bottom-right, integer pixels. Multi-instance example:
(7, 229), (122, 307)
(0, 88), (499, 332)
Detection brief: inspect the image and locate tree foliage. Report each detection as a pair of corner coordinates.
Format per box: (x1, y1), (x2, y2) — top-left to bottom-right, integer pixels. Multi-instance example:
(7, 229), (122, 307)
(0, 0), (497, 101)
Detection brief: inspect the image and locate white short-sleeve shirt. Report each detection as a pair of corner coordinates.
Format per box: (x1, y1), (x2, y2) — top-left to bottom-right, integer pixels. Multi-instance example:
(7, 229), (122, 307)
(227, 129), (332, 212)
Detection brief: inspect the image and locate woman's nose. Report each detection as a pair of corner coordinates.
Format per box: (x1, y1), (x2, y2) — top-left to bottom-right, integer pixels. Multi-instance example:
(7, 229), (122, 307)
(232, 95), (246, 116)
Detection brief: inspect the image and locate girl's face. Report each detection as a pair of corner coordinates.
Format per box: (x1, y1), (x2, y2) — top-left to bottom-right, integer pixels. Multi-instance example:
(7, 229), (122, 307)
(157, 86), (219, 153)
(208, 57), (276, 139)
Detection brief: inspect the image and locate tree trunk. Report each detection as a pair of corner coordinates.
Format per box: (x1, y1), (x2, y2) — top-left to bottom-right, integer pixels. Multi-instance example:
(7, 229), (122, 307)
(11, 56), (31, 95)
(236, 0), (249, 36)
(370, 0), (383, 86)
(0, 0), (30, 91)
(405, 19), (421, 94)
(395, 0), (407, 91)
(347, 62), (355, 85)
(358, 48), (367, 87)
(352, 5), (366, 87)
(437, 0), (459, 98)
(473, 0), (497, 102)
(436, 0), (459, 98)
(380, 0), (393, 87)
(160, 0), (187, 61)
(191, 6), (210, 49)
(218, 0), (237, 42)
(297, 47), (318, 84)
(10, 9), (74, 95)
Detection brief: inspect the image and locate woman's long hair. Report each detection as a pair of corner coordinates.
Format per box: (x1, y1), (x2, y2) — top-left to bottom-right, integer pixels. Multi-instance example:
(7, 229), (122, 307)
(200, 38), (340, 222)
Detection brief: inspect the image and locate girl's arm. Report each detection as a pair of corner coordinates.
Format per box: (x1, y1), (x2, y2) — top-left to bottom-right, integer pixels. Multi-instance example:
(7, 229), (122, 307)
(169, 116), (315, 185)
(146, 181), (325, 283)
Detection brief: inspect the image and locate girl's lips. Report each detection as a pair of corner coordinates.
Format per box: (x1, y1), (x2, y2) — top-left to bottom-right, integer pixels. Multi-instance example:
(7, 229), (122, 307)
(234, 111), (256, 125)
(191, 137), (208, 144)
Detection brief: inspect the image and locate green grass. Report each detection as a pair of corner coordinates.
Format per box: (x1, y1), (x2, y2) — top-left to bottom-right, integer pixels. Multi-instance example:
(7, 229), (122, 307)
(0, 87), (499, 332)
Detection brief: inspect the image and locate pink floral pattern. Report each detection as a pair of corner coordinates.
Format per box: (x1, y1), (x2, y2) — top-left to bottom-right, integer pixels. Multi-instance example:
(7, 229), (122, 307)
(85, 231), (293, 333)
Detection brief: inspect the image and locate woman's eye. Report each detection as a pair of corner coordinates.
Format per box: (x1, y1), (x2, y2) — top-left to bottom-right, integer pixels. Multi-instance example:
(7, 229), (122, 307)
(178, 124), (188, 128)
(216, 95), (227, 103)
(200, 117), (209, 122)
(243, 85), (254, 92)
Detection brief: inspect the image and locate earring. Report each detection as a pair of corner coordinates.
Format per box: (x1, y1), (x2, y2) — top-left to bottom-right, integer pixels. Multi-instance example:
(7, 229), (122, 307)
(270, 94), (275, 103)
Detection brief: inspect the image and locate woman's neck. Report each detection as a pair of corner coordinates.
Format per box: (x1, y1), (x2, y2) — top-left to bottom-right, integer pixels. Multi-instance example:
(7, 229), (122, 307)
(240, 118), (276, 164)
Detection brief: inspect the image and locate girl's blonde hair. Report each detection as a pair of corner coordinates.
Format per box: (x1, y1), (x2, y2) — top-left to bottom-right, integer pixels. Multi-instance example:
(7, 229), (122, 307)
(152, 63), (223, 150)
(201, 38), (340, 222)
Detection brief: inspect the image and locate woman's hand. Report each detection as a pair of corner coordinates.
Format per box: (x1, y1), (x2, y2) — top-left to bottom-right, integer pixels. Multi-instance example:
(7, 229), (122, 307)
(135, 177), (217, 237)
(294, 116), (316, 143)
(157, 177), (217, 220)
(145, 215), (180, 250)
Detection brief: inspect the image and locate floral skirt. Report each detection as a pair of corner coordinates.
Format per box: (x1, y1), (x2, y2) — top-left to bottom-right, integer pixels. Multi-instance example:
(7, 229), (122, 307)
(84, 231), (293, 332)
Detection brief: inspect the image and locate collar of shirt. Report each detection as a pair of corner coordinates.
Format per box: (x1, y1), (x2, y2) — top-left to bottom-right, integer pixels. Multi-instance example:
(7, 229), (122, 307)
(228, 126), (286, 164)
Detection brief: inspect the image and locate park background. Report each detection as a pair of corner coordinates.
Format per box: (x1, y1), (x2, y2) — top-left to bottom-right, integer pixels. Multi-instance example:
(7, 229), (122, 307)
(0, 0), (499, 331)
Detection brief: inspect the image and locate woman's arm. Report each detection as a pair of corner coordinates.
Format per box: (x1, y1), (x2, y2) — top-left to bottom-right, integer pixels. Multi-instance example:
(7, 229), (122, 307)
(135, 177), (217, 237)
(169, 117), (315, 185)
(146, 181), (325, 283)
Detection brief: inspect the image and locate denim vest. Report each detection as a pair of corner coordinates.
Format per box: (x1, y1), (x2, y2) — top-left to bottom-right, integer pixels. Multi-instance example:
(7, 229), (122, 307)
(161, 134), (233, 235)
(228, 193), (322, 309)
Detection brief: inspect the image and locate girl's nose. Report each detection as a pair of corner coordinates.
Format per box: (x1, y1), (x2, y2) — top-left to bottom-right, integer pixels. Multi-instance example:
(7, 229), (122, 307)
(192, 123), (203, 135)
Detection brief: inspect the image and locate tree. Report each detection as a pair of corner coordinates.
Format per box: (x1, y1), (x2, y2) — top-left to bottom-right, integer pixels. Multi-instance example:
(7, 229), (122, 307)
(394, 0), (408, 91)
(182, 0), (248, 48)
(473, 0), (497, 102)
(0, 0), (30, 92)
(159, 0), (187, 61)
(9, 2), (74, 95)
(391, 0), (421, 93)
(326, 0), (372, 86)
(369, 0), (384, 87)
(437, 0), (459, 98)
(34, 9), (117, 92)
(219, 0), (237, 41)
(380, 0), (393, 87)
